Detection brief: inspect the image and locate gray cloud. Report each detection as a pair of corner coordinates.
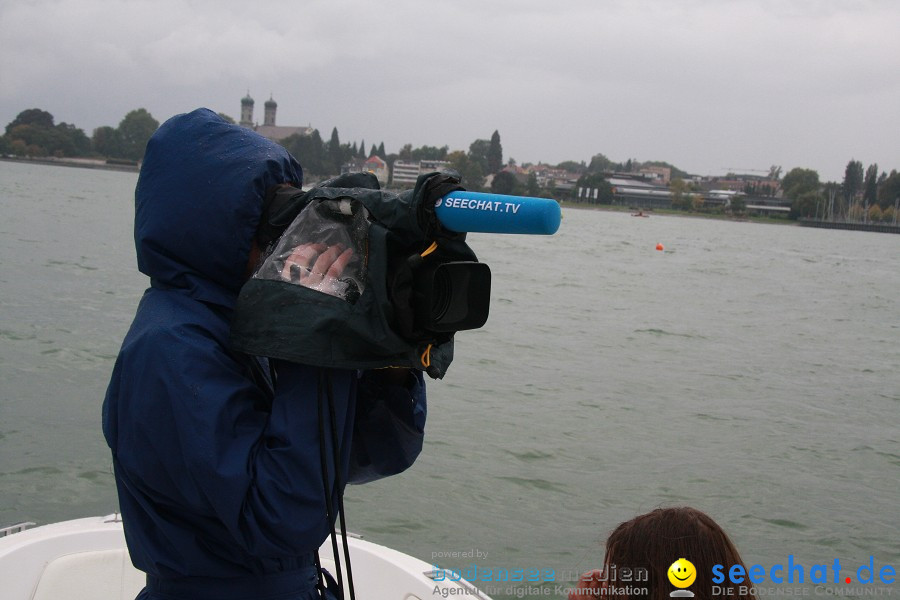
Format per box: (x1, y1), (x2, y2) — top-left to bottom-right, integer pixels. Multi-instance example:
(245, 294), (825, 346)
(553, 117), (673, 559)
(1, 0), (898, 180)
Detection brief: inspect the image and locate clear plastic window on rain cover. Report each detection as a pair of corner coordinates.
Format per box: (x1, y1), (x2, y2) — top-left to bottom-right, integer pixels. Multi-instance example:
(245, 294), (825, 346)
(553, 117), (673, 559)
(254, 198), (370, 303)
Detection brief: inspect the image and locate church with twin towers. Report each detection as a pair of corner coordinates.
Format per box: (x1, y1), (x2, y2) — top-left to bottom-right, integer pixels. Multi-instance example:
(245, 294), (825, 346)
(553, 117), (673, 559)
(239, 93), (313, 142)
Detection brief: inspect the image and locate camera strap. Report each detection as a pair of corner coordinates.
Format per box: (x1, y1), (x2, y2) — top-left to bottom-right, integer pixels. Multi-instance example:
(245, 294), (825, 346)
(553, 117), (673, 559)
(315, 369), (355, 600)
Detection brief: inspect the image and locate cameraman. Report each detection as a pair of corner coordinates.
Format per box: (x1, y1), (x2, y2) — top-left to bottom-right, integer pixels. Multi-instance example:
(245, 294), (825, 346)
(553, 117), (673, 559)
(102, 109), (426, 600)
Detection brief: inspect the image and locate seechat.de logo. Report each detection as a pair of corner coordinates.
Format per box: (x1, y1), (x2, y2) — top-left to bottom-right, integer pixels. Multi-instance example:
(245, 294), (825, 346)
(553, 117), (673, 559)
(711, 556), (896, 586)
(669, 558), (697, 598)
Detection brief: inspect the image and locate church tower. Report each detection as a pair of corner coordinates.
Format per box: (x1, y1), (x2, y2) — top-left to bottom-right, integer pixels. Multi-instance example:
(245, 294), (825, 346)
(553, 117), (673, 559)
(264, 95), (277, 126)
(240, 92), (254, 127)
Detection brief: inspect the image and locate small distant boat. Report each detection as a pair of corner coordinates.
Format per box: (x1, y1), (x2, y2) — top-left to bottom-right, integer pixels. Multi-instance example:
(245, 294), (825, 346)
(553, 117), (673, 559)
(631, 210), (649, 217)
(0, 514), (493, 600)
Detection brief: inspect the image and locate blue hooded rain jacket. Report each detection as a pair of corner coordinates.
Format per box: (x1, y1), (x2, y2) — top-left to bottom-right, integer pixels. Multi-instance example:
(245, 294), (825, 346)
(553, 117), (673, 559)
(102, 109), (426, 600)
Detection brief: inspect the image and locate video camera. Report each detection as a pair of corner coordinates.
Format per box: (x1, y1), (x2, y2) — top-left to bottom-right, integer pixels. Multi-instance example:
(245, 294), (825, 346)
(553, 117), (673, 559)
(230, 171), (560, 378)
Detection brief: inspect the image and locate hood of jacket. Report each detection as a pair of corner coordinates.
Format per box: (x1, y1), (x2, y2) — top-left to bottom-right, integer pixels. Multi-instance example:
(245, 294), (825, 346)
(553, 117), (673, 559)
(135, 108), (302, 309)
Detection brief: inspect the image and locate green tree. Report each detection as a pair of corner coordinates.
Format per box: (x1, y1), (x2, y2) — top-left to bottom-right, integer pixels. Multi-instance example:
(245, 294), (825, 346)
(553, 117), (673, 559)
(669, 178), (690, 210)
(490, 170), (519, 195)
(3, 111), (90, 157)
(877, 170), (900, 209)
(410, 145), (449, 161)
(868, 204), (882, 223)
(863, 163), (879, 207)
(117, 109), (159, 161)
(6, 124), (50, 156)
(280, 130), (327, 176)
(575, 173), (613, 204)
(376, 142), (385, 159)
(842, 159), (864, 204)
(789, 189), (821, 219)
(92, 126), (122, 158)
(588, 153), (620, 173)
(781, 167), (820, 200)
(525, 172), (540, 197)
(556, 160), (585, 174)
(467, 139), (490, 174)
(217, 113), (236, 124)
(691, 194), (705, 212)
(53, 122), (91, 156)
(327, 127), (342, 174)
(729, 195), (747, 215)
(446, 150), (484, 190)
(487, 130), (502, 174)
(5, 108), (54, 135)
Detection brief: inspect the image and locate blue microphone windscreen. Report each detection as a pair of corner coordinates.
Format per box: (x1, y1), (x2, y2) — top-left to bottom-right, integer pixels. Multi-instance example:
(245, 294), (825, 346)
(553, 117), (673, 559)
(435, 191), (561, 234)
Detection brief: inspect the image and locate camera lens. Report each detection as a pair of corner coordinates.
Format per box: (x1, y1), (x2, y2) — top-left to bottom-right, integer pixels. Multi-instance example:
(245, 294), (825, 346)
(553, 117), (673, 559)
(430, 267), (452, 322)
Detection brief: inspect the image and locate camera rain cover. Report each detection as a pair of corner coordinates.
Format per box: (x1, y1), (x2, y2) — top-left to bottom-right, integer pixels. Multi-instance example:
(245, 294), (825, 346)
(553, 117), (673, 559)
(255, 198), (370, 304)
(230, 173), (475, 379)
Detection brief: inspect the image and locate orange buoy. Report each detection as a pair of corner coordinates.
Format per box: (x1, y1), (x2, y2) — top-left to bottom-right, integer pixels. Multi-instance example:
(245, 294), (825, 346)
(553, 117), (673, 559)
(656, 243), (664, 251)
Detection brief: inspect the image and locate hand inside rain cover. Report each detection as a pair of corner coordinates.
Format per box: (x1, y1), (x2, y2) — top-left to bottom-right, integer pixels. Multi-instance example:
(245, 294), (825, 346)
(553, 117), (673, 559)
(254, 198), (371, 303)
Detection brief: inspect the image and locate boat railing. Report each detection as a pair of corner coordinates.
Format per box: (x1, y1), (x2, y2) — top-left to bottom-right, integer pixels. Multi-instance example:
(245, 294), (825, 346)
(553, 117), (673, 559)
(0, 522), (36, 538)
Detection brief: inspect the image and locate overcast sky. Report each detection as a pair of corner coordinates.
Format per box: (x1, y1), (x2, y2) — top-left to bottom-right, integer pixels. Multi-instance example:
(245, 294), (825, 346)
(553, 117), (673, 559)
(1, 0), (898, 181)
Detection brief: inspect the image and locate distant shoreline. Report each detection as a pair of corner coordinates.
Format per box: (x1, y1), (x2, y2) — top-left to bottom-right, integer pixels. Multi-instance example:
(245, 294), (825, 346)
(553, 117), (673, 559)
(3, 157), (791, 227)
(8, 158), (890, 232)
(0, 155), (140, 173)
(559, 200), (797, 226)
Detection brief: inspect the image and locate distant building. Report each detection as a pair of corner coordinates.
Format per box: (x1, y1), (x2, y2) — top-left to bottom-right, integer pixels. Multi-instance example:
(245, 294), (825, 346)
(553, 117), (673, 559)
(363, 155), (389, 186)
(390, 159), (451, 186)
(500, 164), (530, 185)
(419, 160), (451, 173)
(239, 93), (313, 142)
(240, 93), (254, 128)
(391, 160), (420, 186)
(340, 157), (367, 176)
(639, 166), (672, 184)
(342, 155), (390, 187)
(526, 164), (578, 191)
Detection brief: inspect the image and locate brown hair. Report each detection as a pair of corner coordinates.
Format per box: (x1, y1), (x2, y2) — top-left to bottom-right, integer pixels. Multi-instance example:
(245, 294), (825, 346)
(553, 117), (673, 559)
(602, 507), (756, 600)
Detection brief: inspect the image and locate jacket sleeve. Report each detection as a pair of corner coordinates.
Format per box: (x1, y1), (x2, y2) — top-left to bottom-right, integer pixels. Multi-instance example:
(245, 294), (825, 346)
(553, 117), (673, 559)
(347, 369), (427, 484)
(106, 307), (426, 566)
(108, 320), (354, 561)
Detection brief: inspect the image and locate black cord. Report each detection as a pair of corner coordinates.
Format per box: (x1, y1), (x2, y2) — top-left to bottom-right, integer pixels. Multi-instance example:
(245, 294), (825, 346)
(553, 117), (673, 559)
(324, 371), (356, 600)
(317, 371), (344, 598)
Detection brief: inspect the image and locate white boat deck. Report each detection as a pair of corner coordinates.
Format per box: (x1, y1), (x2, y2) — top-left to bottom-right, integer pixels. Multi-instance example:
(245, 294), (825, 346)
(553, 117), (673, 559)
(0, 514), (492, 600)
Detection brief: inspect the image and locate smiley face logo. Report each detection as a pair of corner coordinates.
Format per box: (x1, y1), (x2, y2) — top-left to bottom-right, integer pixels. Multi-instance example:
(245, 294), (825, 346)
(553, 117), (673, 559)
(668, 558), (697, 588)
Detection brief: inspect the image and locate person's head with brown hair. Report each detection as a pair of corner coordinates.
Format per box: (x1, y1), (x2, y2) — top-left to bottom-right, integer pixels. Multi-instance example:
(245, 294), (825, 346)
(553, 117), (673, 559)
(570, 507), (757, 600)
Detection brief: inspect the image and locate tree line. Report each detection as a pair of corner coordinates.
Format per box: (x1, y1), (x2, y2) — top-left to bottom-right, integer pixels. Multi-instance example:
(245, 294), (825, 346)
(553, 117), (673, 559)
(781, 162), (900, 223)
(1, 108), (159, 163)
(3, 107), (898, 223)
(0, 108), (509, 191)
(279, 127), (505, 192)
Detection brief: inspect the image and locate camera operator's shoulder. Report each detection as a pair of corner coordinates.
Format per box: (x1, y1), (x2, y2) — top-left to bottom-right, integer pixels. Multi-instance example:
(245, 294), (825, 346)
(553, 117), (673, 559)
(129, 289), (233, 355)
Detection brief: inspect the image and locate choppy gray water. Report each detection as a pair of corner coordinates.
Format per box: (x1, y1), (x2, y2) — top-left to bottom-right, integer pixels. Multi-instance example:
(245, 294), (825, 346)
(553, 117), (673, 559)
(1, 160), (898, 598)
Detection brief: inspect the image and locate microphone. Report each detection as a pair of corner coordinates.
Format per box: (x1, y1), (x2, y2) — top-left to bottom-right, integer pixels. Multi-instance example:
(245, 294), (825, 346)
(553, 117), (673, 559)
(434, 191), (561, 234)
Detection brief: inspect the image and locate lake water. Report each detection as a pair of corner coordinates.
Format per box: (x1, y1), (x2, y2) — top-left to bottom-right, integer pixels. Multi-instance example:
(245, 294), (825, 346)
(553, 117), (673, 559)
(1, 160), (898, 599)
